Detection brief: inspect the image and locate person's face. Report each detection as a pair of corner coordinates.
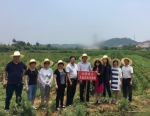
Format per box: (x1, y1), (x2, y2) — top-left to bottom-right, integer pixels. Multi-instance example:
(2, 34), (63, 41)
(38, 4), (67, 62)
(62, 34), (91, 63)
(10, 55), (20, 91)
(30, 62), (36, 68)
(124, 59), (129, 65)
(13, 56), (20, 62)
(113, 61), (118, 67)
(95, 61), (100, 66)
(103, 58), (108, 63)
(82, 56), (88, 62)
(70, 58), (76, 64)
(58, 63), (64, 69)
(44, 61), (50, 68)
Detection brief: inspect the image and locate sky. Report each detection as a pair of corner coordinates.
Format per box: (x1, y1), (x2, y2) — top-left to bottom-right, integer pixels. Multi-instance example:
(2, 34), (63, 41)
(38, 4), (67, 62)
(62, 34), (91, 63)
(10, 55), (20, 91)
(0, 0), (150, 45)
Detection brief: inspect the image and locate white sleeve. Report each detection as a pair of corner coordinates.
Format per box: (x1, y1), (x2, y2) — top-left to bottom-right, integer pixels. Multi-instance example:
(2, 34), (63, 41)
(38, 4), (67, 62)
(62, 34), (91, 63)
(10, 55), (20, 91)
(66, 65), (70, 72)
(119, 68), (122, 78)
(131, 67), (134, 74)
(77, 62), (81, 71)
(48, 69), (53, 87)
(89, 63), (92, 71)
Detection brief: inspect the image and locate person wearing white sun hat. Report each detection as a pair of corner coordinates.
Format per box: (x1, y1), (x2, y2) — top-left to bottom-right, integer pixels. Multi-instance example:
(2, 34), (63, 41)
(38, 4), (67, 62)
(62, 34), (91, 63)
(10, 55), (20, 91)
(110, 59), (122, 105)
(3, 51), (27, 110)
(39, 58), (54, 109)
(77, 53), (92, 102)
(54, 60), (67, 111)
(121, 58), (133, 102)
(25, 59), (40, 110)
(101, 55), (112, 104)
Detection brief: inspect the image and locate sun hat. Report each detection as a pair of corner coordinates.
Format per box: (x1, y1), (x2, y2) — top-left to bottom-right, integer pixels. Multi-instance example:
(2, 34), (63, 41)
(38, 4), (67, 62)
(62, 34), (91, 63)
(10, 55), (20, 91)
(26, 59), (40, 68)
(110, 58), (121, 67)
(10, 51), (24, 58)
(101, 55), (111, 62)
(54, 60), (67, 67)
(92, 58), (103, 66)
(121, 58), (133, 65)
(79, 53), (91, 61)
(41, 58), (54, 67)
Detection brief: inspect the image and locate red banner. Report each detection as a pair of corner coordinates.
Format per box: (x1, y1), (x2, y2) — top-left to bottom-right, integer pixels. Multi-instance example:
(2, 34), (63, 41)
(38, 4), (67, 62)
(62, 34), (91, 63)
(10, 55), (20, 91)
(78, 71), (97, 81)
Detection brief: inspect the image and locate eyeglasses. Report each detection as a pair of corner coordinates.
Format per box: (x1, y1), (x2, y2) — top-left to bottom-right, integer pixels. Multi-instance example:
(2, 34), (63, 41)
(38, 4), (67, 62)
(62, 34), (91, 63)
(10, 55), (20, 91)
(44, 63), (50, 65)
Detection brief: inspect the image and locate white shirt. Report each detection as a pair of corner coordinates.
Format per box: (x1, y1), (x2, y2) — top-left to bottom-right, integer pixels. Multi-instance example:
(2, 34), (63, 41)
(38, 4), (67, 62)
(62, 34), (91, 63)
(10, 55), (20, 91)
(122, 65), (133, 79)
(77, 61), (92, 71)
(66, 63), (78, 79)
(39, 68), (53, 88)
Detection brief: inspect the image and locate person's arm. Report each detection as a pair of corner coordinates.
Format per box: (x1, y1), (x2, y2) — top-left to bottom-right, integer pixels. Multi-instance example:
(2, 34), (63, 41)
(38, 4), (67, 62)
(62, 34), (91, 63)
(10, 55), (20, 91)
(66, 65), (72, 86)
(25, 75), (29, 91)
(130, 67), (134, 85)
(48, 69), (53, 87)
(119, 68), (122, 85)
(23, 63), (27, 76)
(109, 66), (112, 84)
(3, 71), (7, 88)
(54, 74), (58, 89)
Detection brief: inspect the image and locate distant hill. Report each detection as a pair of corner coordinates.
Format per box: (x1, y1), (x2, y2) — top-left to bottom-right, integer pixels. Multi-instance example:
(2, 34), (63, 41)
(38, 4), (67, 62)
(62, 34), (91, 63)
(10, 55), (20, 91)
(100, 38), (137, 47)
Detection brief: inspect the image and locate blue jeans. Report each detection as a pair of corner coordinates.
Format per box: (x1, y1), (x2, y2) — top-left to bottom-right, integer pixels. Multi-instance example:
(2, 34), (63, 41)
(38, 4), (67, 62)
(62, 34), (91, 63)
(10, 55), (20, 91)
(5, 83), (23, 110)
(27, 85), (37, 101)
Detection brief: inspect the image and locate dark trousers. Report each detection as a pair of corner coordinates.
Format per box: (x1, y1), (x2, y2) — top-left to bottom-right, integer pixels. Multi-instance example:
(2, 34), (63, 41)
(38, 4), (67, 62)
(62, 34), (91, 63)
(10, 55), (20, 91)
(66, 79), (77, 106)
(80, 81), (90, 102)
(122, 78), (132, 102)
(56, 84), (66, 108)
(103, 80), (111, 98)
(5, 83), (23, 110)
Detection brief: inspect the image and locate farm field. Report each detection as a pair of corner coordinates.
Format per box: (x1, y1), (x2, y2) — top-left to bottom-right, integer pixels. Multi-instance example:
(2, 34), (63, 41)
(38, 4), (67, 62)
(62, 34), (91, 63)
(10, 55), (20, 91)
(0, 49), (150, 116)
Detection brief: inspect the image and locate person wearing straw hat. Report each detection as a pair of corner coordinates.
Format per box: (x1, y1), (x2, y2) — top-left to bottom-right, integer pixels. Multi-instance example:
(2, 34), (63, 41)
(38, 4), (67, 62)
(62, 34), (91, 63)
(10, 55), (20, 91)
(54, 60), (67, 111)
(25, 59), (40, 110)
(39, 58), (54, 109)
(77, 53), (92, 102)
(2, 51), (27, 110)
(92, 58), (104, 104)
(110, 59), (122, 105)
(121, 58), (133, 102)
(101, 55), (112, 104)
(66, 56), (78, 106)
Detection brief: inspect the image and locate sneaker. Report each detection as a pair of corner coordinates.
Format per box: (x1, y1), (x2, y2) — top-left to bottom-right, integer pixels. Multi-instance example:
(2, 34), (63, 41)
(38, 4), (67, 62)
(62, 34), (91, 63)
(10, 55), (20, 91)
(61, 105), (66, 108)
(42, 107), (46, 110)
(109, 100), (111, 104)
(32, 106), (37, 110)
(98, 101), (101, 104)
(57, 108), (60, 111)
(115, 102), (118, 105)
(102, 100), (106, 103)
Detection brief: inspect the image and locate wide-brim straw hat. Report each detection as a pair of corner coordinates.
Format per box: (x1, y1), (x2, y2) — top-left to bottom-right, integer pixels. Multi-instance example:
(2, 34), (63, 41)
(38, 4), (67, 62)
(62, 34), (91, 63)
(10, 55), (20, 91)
(110, 58), (121, 67)
(121, 58), (133, 65)
(79, 53), (91, 61)
(26, 59), (40, 68)
(54, 60), (67, 67)
(101, 55), (111, 62)
(92, 58), (103, 66)
(10, 51), (24, 58)
(41, 58), (54, 67)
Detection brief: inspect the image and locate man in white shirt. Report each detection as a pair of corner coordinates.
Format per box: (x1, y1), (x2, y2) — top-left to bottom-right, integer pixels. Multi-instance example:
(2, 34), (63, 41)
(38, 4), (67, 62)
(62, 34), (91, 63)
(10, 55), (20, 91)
(66, 56), (78, 106)
(121, 58), (133, 102)
(78, 53), (91, 102)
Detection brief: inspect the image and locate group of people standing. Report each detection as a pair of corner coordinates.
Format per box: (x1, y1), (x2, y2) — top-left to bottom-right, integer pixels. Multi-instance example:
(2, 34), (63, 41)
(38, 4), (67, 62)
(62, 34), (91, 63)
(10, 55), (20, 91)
(2, 51), (134, 111)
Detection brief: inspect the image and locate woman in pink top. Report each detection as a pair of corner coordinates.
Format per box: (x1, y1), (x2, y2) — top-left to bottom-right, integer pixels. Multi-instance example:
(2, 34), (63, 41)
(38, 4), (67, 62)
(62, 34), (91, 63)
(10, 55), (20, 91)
(92, 58), (104, 104)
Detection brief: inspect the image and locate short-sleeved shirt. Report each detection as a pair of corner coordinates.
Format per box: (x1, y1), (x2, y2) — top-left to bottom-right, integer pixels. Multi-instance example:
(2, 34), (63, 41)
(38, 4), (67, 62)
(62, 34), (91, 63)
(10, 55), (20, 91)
(122, 65), (133, 79)
(77, 61), (92, 71)
(25, 69), (38, 85)
(60, 71), (66, 84)
(66, 63), (78, 79)
(5, 61), (27, 84)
